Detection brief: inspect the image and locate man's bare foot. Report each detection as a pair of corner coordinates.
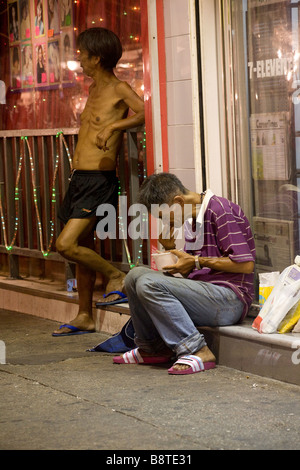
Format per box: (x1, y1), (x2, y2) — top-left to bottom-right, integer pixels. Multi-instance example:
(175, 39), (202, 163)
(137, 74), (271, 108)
(101, 272), (126, 303)
(114, 347), (175, 364)
(172, 346), (216, 371)
(52, 312), (95, 336)
(134, 347), (173, 359)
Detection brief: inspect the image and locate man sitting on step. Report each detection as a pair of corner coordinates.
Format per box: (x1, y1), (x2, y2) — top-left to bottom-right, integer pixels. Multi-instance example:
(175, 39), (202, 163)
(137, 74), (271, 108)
(113, 172), (256, 375)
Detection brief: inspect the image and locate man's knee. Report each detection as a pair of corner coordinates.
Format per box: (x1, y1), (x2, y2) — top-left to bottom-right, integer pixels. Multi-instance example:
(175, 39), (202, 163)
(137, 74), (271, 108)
(56, 237), (78, 260)
(124, 267), (153, 291)
(125, 266), (145, 288)
(135, 271), (165, 299)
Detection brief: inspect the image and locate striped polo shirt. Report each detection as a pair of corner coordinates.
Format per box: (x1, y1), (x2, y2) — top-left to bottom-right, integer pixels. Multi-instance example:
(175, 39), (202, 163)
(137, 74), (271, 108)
(185, 195), (256, 322)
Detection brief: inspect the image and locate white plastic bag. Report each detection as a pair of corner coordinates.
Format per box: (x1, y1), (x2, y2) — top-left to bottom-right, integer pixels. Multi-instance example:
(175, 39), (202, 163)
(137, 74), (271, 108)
(292, 316), (300, 333)
(277, 300), (300, 333)
(258, 272), (280, 309)
(252, 257), (300, 334)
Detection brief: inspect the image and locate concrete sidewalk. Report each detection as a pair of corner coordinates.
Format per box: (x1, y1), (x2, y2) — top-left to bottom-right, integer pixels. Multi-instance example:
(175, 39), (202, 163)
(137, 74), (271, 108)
(0, 309), (299, 451)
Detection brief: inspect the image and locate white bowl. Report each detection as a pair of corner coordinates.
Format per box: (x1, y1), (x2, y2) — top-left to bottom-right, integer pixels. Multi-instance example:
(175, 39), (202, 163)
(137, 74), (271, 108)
(152, 252), (178, 271)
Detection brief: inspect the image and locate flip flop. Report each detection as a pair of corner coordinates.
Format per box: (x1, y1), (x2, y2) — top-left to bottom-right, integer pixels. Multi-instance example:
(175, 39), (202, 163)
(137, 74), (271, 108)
(52, 324), (95, 337)
(168, 355), (216, 375)
(96, 290), (128, 306)
(113, 348), (172, 364)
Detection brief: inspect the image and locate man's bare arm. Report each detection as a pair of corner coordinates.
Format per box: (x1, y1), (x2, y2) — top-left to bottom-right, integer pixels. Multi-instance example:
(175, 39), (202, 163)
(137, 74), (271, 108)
(111, 81), (145, 130)
(163, 250), (254, 277)
(197, 256), (254, 274)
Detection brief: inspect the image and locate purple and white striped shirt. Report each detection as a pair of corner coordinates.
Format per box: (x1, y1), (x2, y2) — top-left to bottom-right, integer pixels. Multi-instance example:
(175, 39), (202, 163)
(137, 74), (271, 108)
(185, 195), (256, 321)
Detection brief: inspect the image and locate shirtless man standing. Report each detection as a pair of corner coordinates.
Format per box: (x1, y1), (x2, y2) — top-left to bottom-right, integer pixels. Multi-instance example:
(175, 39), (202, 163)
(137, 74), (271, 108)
(52, 28), (145, 336)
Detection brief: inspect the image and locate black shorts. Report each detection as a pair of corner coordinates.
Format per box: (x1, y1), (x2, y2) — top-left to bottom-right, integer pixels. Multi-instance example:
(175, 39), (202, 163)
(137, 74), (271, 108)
(58, 170), (118, 227)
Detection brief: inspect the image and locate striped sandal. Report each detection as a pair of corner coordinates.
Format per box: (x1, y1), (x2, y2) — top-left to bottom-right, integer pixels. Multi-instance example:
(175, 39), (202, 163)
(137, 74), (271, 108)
(113, 348), (172, 365)
(168, 355), (216, 375)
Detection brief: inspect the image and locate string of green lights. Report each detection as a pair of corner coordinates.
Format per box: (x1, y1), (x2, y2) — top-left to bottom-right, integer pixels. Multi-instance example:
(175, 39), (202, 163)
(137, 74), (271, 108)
(0, 131), (146, 267)
(0, 132), (70, 257)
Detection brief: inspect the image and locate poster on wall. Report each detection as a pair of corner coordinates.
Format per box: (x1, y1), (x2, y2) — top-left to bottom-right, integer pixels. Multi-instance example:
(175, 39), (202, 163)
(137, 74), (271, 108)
(61, 29), (74, 82)
(34, 0), (45, 37)
(35, 43), (47, 85)
(8, 1), (20, 43)
(250, 112), (289, 180)
(21, 43), (34, 86)
(48, 40), (60, 84)
(253, 216), (294, 272)
(10, 45), (21, 88)
(47, 0), (60, 37)
(20, 0), (31, 41)
(247, 0), (293, 184)
(247, 0), (292, 115)
(8, 0), (75, 92)
(60, 0), (72, 28)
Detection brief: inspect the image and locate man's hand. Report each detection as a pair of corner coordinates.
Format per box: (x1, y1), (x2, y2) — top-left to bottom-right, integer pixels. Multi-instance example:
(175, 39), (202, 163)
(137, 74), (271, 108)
(96, 124), (114, 151)
(158, 224), (177, 251)
(163, 250), (196, 277)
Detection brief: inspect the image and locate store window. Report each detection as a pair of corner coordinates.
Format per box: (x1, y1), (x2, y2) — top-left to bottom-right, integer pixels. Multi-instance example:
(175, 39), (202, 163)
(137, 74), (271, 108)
(0, 0), (147, 270)
(0, 0), (144, 130)
(225, 0), (300, 292)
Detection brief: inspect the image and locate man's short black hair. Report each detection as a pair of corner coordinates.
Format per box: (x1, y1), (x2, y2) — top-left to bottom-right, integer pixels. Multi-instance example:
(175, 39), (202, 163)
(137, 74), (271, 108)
(77, 27), (122, 70)
(138, 172), (188, 210)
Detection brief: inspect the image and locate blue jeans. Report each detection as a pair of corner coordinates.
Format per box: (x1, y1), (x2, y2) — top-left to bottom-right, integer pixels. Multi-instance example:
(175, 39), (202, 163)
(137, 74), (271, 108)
(125, 267), (244, 357)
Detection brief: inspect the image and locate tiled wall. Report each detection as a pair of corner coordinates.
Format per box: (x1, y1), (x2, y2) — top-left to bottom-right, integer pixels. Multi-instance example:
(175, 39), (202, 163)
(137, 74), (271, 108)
(163, 0), (196, 192)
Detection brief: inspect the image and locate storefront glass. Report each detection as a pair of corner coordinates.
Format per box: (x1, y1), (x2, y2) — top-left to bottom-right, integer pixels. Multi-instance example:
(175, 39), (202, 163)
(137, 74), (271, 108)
(0, 0), (144, 130)
(227, 0), (299, 291)
(0, 0), (147, 269)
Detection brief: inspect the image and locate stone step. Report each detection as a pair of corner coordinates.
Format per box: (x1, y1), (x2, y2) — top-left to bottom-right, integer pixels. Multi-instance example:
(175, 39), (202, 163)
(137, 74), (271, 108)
(0, 276), (299, 385)
(198, 321), (300, 386)
(0, 276), (130, 334)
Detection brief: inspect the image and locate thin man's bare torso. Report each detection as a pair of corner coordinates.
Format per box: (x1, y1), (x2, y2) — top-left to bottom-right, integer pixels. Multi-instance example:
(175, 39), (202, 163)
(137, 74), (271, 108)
(73, 79), (128, 171)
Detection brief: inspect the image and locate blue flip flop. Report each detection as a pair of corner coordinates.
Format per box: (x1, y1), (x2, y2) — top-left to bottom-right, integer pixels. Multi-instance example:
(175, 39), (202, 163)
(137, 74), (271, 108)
(52, 324), (95, 337)
(95, 290), (128, 307)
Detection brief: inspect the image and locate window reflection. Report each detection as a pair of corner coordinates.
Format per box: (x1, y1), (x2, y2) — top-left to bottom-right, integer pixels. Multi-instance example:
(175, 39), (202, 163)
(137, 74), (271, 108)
(1, 0), (144, 130)
(20, 0), (31, 40)
(21, 44), (34, 86)
(229, 0), (300, 284)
